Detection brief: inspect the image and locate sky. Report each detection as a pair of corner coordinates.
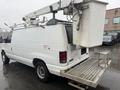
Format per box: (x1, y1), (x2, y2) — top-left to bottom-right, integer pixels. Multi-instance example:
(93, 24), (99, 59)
(0, 0), (120, 28)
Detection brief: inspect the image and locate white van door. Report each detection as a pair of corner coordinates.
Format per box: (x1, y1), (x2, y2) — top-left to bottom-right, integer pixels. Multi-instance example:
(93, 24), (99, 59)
(11, 29), (34, 66)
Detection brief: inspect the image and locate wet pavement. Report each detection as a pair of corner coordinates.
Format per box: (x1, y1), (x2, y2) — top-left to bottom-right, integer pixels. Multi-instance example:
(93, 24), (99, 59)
(0, 44), (120, 90)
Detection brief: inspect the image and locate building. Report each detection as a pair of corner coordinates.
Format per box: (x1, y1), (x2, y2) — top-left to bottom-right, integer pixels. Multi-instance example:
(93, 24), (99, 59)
(104, 8), (120, 32)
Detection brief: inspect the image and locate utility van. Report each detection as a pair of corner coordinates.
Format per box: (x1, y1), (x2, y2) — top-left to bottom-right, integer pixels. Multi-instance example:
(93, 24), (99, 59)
(1, 20), (110, 89)
(1, 0), (111, 89)
(1, 22), (89, 78)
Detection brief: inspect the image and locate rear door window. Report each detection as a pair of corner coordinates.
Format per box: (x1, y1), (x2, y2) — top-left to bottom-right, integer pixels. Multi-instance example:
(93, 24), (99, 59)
(65, 24), (73, 44)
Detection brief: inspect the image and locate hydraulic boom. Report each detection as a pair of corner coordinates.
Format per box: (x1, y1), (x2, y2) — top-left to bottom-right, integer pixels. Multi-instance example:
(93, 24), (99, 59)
(23, 0), (84, 22)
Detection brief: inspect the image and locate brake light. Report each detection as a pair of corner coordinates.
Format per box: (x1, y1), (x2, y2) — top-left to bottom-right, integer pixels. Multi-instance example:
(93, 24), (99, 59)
(59, 51), (67, 63)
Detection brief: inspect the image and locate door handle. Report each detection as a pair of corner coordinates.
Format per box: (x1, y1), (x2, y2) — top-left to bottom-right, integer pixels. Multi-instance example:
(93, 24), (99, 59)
(11, 48), (12, 51)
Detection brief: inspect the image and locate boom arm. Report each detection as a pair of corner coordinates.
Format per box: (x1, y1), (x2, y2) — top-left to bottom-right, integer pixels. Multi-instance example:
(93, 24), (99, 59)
(23, 0), (83, 21)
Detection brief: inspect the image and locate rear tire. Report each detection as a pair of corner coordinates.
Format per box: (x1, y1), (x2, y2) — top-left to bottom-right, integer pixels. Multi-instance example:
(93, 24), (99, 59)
(1, 52), (10, 65)
(35, 61), (49, 82)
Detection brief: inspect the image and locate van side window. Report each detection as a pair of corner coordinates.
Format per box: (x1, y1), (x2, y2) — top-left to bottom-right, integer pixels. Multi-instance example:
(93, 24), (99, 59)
(4, 32), (13, 43)
(65, 24), (73, 44)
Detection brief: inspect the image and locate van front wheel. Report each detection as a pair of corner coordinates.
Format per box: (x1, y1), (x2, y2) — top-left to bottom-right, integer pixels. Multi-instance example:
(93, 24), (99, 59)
(36, 62), (49, 82)
(1, 52), (10, 65)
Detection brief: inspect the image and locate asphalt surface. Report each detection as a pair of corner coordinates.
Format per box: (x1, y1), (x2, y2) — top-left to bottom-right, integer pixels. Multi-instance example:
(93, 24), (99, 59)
(0, 44), (120, 90)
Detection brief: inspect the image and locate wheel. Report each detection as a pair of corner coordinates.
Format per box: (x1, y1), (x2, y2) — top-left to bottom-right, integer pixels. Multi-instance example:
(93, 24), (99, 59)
(35, 61), (49, 82)
(1, 52), (10, 65)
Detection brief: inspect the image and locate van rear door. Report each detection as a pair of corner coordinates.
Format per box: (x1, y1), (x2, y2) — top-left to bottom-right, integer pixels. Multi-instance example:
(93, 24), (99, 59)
(65, 24), (89, 63)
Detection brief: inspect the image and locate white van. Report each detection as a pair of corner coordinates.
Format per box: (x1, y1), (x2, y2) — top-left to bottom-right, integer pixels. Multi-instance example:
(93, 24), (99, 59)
(1, 0), (111, 89)
(1, 20), (111, 89)
(1, 22), (89, 80)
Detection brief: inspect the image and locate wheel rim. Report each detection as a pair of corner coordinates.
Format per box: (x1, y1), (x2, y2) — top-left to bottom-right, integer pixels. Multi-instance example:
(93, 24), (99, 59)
(37, 65), (45, 79)
(2, 55), (5, 62)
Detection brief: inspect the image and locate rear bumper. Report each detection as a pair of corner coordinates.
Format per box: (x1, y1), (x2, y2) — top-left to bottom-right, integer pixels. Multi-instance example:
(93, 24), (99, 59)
(60, 58), (111, 87)
(47, 54), (89, 76)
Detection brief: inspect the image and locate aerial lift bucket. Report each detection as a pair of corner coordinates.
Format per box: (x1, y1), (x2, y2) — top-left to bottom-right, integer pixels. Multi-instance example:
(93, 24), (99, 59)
(73, 0), (108, 47)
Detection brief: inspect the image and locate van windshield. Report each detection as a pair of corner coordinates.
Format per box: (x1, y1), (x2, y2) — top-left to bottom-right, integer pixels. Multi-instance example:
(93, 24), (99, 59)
(65, 24), (73, 44)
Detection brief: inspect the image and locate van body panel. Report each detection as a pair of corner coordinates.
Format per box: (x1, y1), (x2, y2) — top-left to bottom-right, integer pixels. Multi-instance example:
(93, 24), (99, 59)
(1, 24), (89, 76)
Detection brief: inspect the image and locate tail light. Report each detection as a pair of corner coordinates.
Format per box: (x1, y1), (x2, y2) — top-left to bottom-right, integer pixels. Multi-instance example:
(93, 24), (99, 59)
(59, 51), (67, 63)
